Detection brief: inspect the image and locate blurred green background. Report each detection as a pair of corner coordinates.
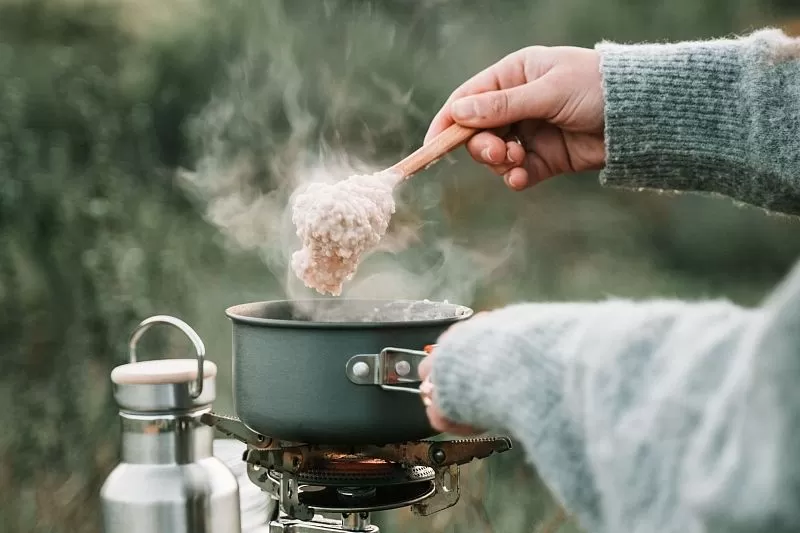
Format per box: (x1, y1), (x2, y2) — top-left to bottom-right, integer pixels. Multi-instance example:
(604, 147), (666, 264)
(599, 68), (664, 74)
(2, 0), (800, 531)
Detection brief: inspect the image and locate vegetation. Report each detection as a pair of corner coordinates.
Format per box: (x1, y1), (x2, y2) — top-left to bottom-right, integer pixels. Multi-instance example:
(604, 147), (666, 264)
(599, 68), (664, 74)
(1, 1), (799, 531)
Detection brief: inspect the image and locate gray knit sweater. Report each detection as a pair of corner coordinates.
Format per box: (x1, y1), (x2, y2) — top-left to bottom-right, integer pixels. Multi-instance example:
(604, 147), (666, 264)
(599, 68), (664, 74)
(431, 29), (800, 533)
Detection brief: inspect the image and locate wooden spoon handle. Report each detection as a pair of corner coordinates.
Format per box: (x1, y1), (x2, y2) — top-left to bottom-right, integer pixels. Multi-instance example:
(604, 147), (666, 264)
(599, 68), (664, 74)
(390, 123), (479, 179)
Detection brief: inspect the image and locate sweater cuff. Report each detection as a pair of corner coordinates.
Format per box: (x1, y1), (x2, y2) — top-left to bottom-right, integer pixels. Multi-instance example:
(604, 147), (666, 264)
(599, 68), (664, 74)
(430, 305), (570, 432)
(429, 304), (602, 530)
(595, 29), (787, 197)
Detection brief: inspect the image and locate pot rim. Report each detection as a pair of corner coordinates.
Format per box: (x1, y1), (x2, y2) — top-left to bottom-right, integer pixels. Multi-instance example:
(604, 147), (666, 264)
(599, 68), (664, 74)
(225, 298), (474, 329)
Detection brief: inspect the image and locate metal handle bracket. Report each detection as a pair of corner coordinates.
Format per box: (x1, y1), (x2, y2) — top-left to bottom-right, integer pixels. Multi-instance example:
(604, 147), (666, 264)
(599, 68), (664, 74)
(345, 347), (428, 394)
(200, 412), (274, 449)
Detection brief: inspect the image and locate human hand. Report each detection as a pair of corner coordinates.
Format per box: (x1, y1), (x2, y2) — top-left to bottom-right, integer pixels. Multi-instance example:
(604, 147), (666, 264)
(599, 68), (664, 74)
(425, 46), (605, 191)
(418, 353), (480, 436)
(419, 354), (480, 436)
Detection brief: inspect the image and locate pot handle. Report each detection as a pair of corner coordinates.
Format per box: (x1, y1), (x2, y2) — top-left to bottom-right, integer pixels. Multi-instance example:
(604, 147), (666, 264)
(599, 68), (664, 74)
(345, 346), (435, 394)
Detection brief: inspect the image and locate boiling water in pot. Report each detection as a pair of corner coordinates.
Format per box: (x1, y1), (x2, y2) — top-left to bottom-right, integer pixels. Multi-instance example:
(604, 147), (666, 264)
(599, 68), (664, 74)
(269, 299), (471, 324)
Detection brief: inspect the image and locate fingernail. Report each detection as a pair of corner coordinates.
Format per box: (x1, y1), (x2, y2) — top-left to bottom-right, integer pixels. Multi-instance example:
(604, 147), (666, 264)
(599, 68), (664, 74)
(481, 146), (497, 164)
(509, 174), (525, 189)
(451, 99), (475, 120)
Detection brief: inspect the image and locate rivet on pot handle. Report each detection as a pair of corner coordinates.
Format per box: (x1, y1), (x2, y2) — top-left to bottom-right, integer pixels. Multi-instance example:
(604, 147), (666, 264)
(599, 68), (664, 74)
(345, 347), (434, 394)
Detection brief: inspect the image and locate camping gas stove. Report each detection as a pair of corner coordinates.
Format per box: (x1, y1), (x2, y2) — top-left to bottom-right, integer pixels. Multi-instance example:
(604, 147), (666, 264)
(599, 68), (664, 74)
(202, 413), (512, 532)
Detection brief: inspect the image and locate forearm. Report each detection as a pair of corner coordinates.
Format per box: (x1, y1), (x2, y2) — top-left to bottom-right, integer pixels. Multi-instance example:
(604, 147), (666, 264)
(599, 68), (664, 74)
(431, 262), (800, 532)
(597, 29), (800, 215)
(432, 298), (750, 532)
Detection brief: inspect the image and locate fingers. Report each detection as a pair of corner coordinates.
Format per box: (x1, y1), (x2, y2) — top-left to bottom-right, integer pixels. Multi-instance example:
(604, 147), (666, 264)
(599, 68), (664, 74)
(467, 135), (526, 168)
(421, 375), (480, 436)
(425, 71), (567, 193)
(504, 166), (530, 191)
(418, 348), (481, 436)
(424, 69), (502, 143)
(424, 52), (525, 143)
(465, 133), (533, 191)
(505, 140), (526, 166)
(473, 136), (527, 167)
(482, 123), (589, 190)
(449, 76), (563, 130)
(418, 355), (432, 382)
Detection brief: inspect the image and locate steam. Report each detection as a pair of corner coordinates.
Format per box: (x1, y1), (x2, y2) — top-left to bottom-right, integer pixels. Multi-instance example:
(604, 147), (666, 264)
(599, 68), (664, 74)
(178, 1), (522, 317)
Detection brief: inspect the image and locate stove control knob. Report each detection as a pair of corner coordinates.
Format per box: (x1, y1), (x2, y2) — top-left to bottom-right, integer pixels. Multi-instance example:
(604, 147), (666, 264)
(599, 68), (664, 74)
(352, 361), (371, 379)
(394, 360), (411, 377)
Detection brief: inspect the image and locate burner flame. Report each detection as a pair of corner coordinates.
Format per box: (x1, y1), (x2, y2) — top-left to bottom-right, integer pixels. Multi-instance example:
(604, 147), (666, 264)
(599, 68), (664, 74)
(308, 452), (397, 476)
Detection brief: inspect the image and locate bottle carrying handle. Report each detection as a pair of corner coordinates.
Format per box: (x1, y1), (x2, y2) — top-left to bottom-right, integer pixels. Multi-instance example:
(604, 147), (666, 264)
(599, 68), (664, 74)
(128, 315), (206, 398)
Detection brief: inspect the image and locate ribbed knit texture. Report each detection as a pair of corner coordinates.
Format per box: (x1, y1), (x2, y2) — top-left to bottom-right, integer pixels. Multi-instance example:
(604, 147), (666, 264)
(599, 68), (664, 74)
(431, 29), (800, 533)
(598, 29), (800, 215)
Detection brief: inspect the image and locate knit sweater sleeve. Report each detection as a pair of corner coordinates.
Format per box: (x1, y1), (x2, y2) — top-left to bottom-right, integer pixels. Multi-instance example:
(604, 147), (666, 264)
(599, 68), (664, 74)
(431, 262), (800, 533)
(596, 29), (800, 215)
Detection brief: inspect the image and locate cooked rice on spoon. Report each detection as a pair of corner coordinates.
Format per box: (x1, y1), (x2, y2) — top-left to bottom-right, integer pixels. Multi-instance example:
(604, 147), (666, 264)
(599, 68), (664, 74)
(290, 170), (401, 296)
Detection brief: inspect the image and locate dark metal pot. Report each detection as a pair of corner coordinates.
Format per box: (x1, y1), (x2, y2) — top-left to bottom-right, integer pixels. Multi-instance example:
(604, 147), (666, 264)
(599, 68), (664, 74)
(227, 299), (473, 444)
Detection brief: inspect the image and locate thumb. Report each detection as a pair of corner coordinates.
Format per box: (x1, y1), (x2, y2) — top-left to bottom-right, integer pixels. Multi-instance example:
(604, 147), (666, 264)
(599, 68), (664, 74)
(449, 81), (560, 129)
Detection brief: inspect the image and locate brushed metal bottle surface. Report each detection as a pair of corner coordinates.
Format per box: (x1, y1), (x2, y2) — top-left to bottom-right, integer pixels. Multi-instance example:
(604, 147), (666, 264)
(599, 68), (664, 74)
(101, 458), (240, 531)
(101, 315), (241, 533)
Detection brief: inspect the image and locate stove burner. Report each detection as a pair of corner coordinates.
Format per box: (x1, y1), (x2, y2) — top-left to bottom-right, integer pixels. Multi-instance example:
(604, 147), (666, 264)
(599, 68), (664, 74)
(268, 462), (434, 487)
(263, 472), (436, 514)
(201, 413), (514, 532)
(337, 487), (376, 501)
(306, 482), (435, 513)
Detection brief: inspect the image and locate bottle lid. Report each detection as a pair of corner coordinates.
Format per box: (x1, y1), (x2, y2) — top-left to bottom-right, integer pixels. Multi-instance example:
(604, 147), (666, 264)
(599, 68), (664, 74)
(111, 315), (217, 412)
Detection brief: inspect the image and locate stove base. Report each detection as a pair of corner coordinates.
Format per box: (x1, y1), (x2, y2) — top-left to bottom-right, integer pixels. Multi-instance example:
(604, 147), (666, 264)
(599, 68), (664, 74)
(266, 473), (436, 514)
(267, 513), (378, 533)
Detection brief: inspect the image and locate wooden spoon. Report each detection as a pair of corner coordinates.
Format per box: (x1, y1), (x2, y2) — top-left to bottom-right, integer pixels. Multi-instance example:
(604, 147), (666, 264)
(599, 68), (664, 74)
(389, 123), (480, 180)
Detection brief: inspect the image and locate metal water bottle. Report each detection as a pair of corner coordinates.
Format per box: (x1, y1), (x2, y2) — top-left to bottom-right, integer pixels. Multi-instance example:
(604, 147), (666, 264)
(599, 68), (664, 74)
(100, 315), (241, 533)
